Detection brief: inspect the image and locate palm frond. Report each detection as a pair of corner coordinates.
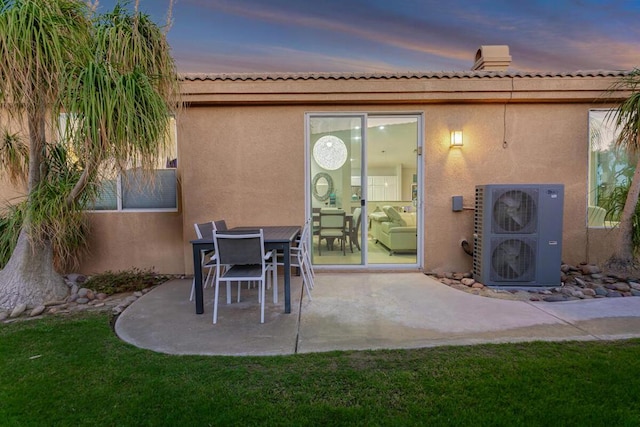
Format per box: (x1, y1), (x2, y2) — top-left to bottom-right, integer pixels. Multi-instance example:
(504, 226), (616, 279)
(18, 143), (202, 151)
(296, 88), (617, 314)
(607, 69), (640, 155)
(0, 0), (91, 115)
(0, 130), (28, 184)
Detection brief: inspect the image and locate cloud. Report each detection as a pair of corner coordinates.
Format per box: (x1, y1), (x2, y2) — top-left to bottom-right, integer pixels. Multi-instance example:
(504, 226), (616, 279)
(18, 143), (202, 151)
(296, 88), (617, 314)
(168, 0), (640, 72)
(174, 45), (411, 73)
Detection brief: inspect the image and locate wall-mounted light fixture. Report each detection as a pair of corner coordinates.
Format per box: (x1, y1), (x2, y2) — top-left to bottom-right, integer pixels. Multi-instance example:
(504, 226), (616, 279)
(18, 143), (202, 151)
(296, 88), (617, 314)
(450, 130), (463, 148)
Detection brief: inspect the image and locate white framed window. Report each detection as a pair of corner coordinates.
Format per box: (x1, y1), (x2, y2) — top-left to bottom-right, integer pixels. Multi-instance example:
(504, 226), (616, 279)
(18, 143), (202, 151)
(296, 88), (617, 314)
(588, 109), (635, 226)
(90, 168), (178, 211)
(59, 114), (179, 212)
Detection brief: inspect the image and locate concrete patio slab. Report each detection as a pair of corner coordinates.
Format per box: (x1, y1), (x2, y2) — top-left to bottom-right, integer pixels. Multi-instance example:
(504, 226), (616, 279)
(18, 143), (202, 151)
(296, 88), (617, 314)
(115, 272), (640, 356)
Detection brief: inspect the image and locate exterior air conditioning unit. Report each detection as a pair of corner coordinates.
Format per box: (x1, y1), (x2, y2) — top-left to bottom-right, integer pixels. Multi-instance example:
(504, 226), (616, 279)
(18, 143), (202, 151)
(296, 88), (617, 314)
(473, 184), (564, 287)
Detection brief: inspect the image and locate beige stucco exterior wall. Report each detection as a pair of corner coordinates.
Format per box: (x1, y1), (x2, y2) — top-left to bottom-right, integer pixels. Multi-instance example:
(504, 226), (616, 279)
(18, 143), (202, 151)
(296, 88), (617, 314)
(0, 72), (629, 276)
(80, 212), (184, 274)
(178, 105), (306, 273)
(422, 103), (591, 273)
(176, 101), (602, 275)
(177, 73), (627, 275)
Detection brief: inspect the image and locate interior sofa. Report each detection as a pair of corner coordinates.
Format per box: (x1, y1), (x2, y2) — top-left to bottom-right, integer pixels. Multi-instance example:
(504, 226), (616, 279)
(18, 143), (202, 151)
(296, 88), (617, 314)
(369, 206), (417, 254)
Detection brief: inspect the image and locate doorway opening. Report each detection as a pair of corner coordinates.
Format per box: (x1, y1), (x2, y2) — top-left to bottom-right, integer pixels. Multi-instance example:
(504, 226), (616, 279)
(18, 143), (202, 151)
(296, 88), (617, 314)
(306, 113), (422, 268)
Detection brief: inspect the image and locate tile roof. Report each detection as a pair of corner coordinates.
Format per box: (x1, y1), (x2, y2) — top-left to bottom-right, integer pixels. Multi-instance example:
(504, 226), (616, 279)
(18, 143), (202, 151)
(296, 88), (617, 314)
(180, 70), (630, 82)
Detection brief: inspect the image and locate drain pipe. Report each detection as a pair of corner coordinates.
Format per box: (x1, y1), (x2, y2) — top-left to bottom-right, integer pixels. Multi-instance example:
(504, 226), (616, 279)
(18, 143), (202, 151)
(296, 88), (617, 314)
(461, 239), (473, 257)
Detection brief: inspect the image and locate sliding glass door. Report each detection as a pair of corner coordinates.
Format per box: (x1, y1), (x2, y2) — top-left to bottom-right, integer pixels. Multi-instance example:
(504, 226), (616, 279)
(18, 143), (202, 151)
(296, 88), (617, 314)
(308, 114), (365, 266)
(306, 113), (421, 268)
(366, 116), (419, 265)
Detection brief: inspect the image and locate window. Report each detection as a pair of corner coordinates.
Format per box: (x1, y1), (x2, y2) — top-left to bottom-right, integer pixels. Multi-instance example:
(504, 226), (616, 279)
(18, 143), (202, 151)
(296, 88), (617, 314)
(91, 168), (178, 211)
(588, 109), (635, 226)
(59, 114), (178, 212)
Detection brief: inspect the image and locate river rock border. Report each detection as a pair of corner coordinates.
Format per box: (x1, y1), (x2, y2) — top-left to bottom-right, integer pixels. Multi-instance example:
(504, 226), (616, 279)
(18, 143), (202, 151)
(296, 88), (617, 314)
(0, 273), (159, 323)
(427, 262), (640, 302)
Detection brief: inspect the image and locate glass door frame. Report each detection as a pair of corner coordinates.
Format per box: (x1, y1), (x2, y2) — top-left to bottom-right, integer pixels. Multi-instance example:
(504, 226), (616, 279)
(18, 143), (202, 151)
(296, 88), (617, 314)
(305, 112), (423, 270)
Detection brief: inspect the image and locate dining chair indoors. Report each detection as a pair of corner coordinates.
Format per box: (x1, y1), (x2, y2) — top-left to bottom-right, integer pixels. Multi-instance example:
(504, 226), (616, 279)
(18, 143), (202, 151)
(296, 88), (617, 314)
(348, 207), (362, 252)
(318, 208), (347, 255)
(212, 229), (276, 324)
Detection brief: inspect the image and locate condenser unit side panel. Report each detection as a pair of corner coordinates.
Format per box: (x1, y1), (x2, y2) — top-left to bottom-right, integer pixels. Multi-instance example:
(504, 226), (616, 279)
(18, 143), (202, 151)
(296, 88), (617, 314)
(535, 185), (564, 285)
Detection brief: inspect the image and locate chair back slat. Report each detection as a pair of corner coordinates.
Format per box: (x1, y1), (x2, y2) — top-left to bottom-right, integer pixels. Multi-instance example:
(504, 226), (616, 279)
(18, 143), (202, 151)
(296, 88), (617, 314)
(194, 222), (214, 239)
(320, 209), (345, 229)
(214, 230), (264, 266)
(213, 220), (228, 231)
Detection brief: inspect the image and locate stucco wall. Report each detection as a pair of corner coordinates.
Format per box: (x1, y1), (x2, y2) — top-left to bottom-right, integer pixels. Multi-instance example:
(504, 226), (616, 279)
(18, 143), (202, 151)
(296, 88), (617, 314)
(422, 103), (591, 273)
(0, 72), (628, 276)
(80, 212), (184, 275)
(178, 105), (306, 273)
(176, 99), (614, 275)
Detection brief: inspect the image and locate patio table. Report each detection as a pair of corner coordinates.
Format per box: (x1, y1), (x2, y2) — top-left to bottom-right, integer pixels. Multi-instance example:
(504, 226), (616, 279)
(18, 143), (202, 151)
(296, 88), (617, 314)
(190, 225), (301, 315)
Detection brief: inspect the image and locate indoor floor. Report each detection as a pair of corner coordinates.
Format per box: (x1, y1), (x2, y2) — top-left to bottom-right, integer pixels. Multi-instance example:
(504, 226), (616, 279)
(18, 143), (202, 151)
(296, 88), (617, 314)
(311, 234), (416, 265)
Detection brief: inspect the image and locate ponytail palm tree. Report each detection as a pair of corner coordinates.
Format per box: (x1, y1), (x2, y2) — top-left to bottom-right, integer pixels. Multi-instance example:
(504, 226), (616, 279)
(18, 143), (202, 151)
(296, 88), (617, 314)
(605, 69), (640, 272)
(0, 0), (178, 309)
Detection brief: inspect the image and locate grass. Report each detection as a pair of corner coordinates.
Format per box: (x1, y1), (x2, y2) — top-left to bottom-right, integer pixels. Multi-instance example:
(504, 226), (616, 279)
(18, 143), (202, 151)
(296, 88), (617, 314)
(1, 313), (640, 426)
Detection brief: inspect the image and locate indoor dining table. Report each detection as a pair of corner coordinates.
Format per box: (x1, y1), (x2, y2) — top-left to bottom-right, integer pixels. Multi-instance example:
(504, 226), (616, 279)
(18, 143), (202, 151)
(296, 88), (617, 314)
(190, 225), (301, 315)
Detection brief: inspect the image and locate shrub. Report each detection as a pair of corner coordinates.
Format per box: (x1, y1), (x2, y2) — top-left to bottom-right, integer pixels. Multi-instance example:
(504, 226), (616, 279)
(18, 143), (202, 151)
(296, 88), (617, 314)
(84, 268), (172, 295)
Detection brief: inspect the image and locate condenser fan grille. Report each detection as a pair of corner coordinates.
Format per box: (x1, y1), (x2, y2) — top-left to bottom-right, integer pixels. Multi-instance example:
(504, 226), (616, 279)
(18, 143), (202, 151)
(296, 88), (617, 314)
(490, 238), (536, 282)
(492, 189), (538, 234)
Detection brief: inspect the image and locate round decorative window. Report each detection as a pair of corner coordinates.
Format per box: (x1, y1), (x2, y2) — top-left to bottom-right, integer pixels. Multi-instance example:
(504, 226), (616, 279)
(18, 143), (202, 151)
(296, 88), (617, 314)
(313, 135), (348, 170)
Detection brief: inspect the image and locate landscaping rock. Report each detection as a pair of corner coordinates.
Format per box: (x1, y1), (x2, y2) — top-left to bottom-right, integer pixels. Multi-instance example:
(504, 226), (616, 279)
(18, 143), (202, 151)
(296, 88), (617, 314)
(609, 282), (631, 292)
(574, 277), (587, 287)
(10, 303), (27, 318)
(30, 306), (46, 317)
(428, 261), (640, 302)
(595, 286), (608, 296)
(580, 264), (601, 275)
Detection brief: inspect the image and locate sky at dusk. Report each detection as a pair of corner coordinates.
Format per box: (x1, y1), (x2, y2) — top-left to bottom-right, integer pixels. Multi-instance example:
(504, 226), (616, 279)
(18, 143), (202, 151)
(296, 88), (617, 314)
(97, 0), (640, 74)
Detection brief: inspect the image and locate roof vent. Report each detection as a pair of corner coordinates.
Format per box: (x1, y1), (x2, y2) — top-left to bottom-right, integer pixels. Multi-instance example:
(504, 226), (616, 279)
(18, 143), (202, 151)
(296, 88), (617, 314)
(472, 45), (511, 71)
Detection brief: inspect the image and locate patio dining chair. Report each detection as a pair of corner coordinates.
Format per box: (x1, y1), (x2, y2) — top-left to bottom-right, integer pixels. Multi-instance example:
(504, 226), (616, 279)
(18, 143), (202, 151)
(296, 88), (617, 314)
(189, 219), (231, 301)
(277, 220), (314, 300)
(318, 208), (347, 255)
(189, 221), (216, 301)
(212, 229), (276, 324)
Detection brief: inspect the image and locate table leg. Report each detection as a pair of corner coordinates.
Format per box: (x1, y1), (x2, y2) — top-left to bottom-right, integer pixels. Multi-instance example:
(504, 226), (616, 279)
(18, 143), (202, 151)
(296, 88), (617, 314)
(284, 242), (291, 313)
(192, 245), (204, 314)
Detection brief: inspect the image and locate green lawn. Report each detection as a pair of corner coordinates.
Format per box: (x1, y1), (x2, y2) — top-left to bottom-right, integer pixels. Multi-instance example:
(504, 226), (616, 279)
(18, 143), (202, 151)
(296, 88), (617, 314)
(1, 313), (639, 426)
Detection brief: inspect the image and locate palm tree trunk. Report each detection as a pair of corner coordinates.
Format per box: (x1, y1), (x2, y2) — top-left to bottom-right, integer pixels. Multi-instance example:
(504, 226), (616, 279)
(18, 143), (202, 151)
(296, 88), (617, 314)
(606, 156), (640, 270)
(0, 228), (68, 310)
(0, 103), (68, 310)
